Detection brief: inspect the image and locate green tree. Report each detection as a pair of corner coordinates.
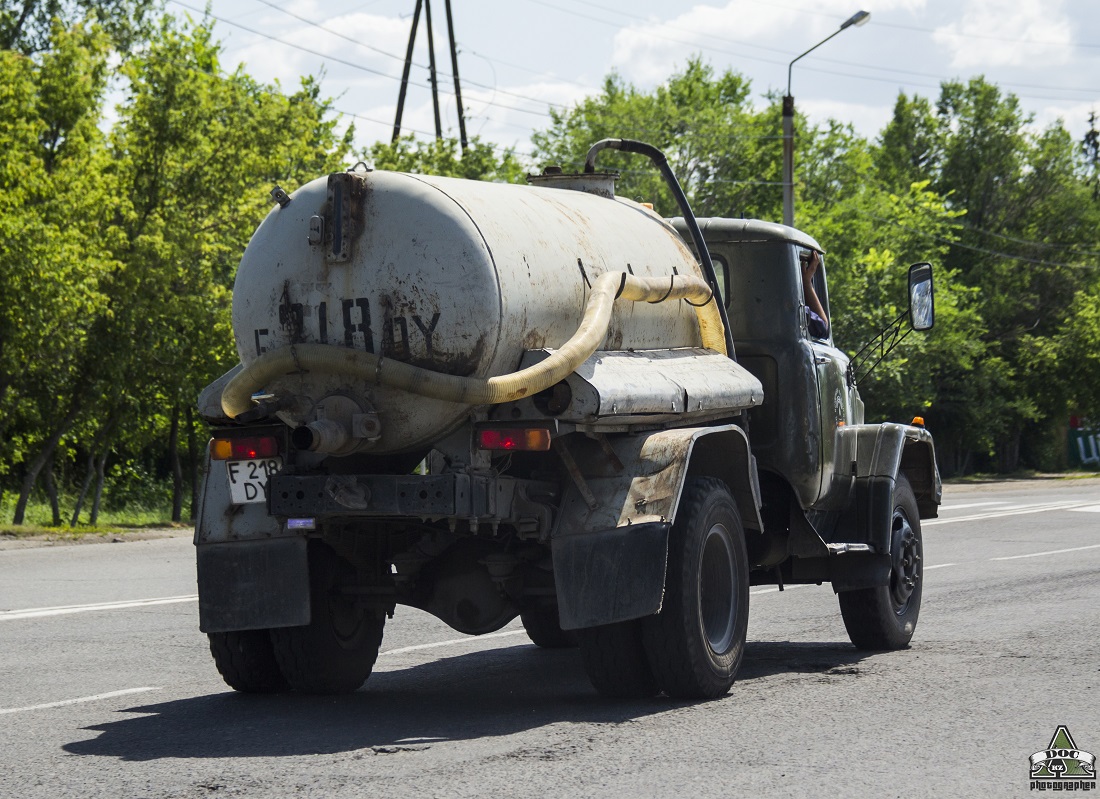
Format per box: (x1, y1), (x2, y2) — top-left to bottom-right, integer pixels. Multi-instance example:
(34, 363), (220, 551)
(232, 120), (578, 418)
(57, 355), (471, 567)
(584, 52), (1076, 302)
(532, 59), (779, 219)
(368, 134), (524, 182)
(0, 23), (116, 523)
(84, 13), (353, 521)
(4, 13), (355, 523)
(874, 79), (1100, 471)
(0, 0), (157, 53)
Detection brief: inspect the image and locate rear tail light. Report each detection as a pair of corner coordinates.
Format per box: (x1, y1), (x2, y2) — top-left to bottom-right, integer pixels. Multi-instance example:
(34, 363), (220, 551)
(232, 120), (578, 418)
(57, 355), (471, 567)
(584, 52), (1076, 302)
(477, 428), (552, 451)
(210, 435), (279, 460)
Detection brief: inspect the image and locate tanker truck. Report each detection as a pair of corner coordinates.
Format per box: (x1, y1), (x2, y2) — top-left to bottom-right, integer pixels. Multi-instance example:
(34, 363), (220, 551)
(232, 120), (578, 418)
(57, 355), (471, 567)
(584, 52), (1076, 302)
(194, 138), (940, 700)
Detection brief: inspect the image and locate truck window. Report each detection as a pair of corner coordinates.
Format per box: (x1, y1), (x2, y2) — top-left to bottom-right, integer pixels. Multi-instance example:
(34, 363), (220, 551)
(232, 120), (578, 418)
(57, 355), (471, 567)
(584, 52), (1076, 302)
(711, 254), (729, 306)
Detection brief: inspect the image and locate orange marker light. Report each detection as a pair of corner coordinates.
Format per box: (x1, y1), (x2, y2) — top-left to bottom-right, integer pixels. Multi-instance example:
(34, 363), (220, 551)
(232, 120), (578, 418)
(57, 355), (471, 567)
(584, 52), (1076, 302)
(477, 428), (552, 451)
(911, 416), (925, 428)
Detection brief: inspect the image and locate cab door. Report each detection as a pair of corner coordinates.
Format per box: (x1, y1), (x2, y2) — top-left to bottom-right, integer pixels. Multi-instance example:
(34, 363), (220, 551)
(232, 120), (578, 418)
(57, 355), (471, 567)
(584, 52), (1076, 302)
(801, 257), (852, 507)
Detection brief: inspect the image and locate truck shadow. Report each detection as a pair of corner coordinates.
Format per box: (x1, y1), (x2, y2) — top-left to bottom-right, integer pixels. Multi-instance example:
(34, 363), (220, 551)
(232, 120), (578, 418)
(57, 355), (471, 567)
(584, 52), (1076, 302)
(62, 639), (875, 762)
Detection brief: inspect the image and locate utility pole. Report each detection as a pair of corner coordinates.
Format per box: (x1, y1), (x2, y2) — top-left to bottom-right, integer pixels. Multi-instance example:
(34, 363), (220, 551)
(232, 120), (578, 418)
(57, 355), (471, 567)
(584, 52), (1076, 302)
(392, 0), (423, 144)
(392, 0), (468, 150)
(444, 0), (467, 151)
(423, 0), (442, 139)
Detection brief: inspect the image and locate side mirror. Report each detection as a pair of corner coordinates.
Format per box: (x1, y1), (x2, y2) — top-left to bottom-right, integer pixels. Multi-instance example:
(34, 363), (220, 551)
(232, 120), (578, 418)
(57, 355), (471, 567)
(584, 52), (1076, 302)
(908, 263), (934, 331)
(849, 262), (936, 387)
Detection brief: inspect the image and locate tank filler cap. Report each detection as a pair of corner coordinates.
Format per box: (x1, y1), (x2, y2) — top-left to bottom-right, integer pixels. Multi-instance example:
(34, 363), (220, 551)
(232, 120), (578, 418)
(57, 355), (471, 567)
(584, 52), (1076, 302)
(526, 168), (618, 199)
(270, 185), (291, 208)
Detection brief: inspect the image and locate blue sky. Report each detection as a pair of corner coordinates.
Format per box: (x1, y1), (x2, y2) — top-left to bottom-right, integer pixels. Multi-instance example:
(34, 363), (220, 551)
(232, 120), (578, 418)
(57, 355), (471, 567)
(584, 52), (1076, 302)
(168, 0), (1100, 163)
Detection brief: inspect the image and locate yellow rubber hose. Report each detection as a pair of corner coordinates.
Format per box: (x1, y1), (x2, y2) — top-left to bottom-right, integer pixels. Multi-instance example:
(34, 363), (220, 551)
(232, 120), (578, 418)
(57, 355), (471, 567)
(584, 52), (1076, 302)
(222, 272), (726, 418)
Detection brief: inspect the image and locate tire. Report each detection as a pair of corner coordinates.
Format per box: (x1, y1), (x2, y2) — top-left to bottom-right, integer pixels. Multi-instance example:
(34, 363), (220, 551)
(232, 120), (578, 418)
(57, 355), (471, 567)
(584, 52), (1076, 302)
(208, 630), (288, 693)
(576, 620), (660, 699)
(642, 477), (749, 700)
(838, 474), (923, 650)
(520, 607), (577, 649)
(269, 543), (385, 693)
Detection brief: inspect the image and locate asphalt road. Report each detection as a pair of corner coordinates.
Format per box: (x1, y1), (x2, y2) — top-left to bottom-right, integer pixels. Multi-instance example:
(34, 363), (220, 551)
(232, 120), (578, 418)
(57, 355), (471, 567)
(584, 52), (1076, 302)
(1, 477), (1098, 798)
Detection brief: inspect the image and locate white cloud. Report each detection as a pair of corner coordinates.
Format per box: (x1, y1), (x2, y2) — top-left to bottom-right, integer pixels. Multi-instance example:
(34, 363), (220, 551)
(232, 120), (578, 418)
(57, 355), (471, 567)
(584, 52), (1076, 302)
(932, 0), (1073, 68)
(608, 1), (930, 88)
(609, 2), (793, 86)
(1029, 100), (1100, 141)
(798, 97), (896, 139)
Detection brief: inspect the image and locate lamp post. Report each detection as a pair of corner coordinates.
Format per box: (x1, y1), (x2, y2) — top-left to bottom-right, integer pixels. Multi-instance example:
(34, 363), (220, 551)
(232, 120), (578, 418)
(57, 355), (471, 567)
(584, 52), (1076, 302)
(782, 10), (870, 227)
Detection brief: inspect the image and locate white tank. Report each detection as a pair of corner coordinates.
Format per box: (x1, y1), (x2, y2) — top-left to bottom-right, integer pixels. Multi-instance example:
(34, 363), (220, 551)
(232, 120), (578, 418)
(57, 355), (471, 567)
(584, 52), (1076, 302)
(231, 169), (706, 453)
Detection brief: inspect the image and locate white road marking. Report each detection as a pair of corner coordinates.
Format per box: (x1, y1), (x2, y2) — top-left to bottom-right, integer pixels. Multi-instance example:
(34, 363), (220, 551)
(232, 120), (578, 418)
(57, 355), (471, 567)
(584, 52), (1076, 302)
(991, 543), (1100, 561)
(1069, 505), (1100, 513)
(924, 501), (1095, 526)
(939, 501), (1006, 511)
(0, 595), (197, 621)
(0, 687), (160, 716)
(750, 584), (811, 595)
(379, 629), (528, 657)
(924, 563), (957, 570)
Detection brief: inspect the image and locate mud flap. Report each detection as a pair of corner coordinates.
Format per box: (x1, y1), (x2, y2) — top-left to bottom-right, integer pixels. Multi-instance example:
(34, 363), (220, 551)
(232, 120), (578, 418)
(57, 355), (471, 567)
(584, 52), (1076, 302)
(197, 538), (311, 633)
(552, 521), (670, 631)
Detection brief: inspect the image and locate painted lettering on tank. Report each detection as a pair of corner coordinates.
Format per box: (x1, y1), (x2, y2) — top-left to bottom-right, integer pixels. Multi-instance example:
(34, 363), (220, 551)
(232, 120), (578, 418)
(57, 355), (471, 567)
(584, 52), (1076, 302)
(251, 298), (459, 364)
(382, 314), (410, 359)
(342, 298), (374, 352)
(412, 312), (441, 357)
(278, 281), (305, 344)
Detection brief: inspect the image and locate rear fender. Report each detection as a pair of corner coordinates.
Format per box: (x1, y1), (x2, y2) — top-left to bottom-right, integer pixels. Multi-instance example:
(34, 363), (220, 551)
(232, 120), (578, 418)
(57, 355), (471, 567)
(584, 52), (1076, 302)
(553, 424), (761, 629)
(195, 450), (311, 632)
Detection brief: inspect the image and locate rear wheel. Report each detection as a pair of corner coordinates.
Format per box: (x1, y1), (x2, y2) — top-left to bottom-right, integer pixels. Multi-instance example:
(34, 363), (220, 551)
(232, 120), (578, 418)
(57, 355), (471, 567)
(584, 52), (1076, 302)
(270, 543), (385, 693)
(576, 620), (659, 698)
(208, 629), (288, 693)
(520, 607), (577, 649)
(838, 474), (923, 650)
(642, 477), (749, 699)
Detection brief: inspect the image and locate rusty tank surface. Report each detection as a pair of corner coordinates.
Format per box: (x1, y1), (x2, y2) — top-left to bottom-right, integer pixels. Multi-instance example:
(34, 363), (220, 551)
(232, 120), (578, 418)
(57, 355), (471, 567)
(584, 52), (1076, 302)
(230, 169), (706, 454)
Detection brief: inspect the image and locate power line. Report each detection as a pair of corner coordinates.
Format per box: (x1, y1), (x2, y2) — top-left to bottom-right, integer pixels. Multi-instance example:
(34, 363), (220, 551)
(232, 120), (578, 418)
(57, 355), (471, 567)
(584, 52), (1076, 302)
(167, 0), (559, 121)
(246, 0), (574, 112)
(525, 0), (1099, 101)
(862, 210), (1100, 270)
(747, 0), (1100, 50)
(827, 162), (1100, 270)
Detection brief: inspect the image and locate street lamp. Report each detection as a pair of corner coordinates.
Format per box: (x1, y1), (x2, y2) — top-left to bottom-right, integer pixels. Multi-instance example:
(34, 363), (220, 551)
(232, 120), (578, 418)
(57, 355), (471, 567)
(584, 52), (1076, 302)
(782, 10), (870, 227)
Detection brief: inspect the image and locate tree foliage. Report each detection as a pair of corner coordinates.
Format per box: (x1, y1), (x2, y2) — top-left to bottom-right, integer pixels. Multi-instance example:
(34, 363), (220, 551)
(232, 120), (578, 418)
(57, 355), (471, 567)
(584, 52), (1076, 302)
(1, 14), (354, 523)
(874, 78), (1100, 470)
(0, 0), (157, 53)
(535, 64), (1100, 475)
(367, 134), (524, 182)
(533, 59), (779, 219)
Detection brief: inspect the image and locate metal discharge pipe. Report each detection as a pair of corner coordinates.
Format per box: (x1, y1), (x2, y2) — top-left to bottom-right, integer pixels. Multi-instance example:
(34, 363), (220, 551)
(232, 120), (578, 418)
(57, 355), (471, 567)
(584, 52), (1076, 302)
(583, 138), (736, 359)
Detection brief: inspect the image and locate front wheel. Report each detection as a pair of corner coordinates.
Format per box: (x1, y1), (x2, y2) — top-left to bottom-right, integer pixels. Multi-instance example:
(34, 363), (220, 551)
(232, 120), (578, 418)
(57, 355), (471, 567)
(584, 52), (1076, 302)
(269, 543), (385, 693)
(838, 474), (923, 650)
(642, 477), (749, 699)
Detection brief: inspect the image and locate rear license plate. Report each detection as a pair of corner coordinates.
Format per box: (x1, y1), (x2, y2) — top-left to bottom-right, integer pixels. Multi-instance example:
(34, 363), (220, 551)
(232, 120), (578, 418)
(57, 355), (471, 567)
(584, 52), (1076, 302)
(225, 458), (282, 504)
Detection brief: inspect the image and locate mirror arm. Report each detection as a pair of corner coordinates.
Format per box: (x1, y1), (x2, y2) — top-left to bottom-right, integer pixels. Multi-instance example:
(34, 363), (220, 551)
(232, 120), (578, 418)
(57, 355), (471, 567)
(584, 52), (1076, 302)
(848, 309), (912, 387)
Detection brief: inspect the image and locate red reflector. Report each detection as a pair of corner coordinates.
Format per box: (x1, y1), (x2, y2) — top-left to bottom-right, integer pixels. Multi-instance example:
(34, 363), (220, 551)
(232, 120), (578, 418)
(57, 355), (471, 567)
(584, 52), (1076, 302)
(211, 436), (279, 460)
(477, 428), (552, 451)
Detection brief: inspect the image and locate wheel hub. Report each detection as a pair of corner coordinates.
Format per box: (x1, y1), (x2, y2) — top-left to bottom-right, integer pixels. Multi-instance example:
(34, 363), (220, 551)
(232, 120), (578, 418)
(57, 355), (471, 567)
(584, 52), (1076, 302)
(699, 524), (737, 653)
(889, 515), (920, 614)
